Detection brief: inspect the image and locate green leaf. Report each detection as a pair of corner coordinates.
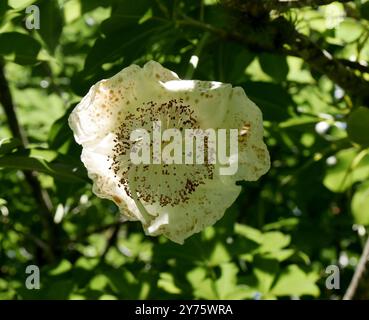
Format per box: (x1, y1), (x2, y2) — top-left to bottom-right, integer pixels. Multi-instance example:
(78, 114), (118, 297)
(37, 0), (64, 53)
(99, 294), (118, 300)
(336, 19), (363, 43)
(271, 265), (319, 297)
(259, 232), (291, 253)
(81, 0), (166, 77)
(9, 0), (37, 9)
(235, 223), (263, 244)
(84, 20), (169, 76)
(153, 234), (207, 265)
(189, 263), (252, 300)
(360, 2), (369, 21)
(263, 218), (299, 231)
(0, 138), (21, 155)
(259, 53), (289, 82)
(0, 153), (88, 183)
(44, 280), (75, 299)
(263, 249), (295, 262)
(187, 267), (218, 299)
(279, 116), (318, 129)
(0, 279), (8, 291)
(73, 18), (171, 95)
(101, 0), (153, 32)
(48, 104), (75, 150)
(208, 241), (232, 266)
(215, 263), (239, 299)
(217, 43), (255, 83)
(351, 180), (369, 225)
(48, 260), (73, 276)
(89, 274), (110, 291)
(103, 266), (143, 299)
(253, 256), (279, 294)
(323, 148), (369, 192)
(241, 82), (292, 121)
(0, 0), (10, 20)
(158, 272), (182, 295)
(0, 32), (41, 65)
(347, 107), (369, 147)
(80, 0), (114, 13)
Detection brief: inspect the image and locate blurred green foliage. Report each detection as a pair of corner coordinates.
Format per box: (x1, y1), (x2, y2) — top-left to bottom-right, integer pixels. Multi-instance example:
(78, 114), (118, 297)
(1, 0), (369, 300)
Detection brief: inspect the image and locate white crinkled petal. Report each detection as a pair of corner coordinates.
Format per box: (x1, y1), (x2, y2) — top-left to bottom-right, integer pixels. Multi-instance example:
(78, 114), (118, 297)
(80, 146), (142, 222)
(220, 86), (270, 182)
(160, 80), (232, 128)
(68, 61), (179, 147)
(141, 176), (241, 244)
(69, 61), (182, 222)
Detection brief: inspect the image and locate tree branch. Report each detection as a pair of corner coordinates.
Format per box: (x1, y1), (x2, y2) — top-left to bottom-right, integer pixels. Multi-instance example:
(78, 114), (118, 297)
(0, 60), (57, 262)
(11, 226), (54, 259)
(338, 59), (369, 74)
(343, 235), (369, 300)
(216, 0), (369, 103)
(286, 30), (369, 103)
(178, 11), (369, 106)
(278, 0), (352, 7)
(222, 0), (353, 14)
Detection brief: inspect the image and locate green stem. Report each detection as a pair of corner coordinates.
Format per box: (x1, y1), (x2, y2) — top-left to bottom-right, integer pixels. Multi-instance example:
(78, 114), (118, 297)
(184, 31), (211, 79)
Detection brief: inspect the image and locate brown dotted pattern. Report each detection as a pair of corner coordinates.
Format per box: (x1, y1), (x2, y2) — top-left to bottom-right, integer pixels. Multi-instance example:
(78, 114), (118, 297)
(108, 98), (214, 207)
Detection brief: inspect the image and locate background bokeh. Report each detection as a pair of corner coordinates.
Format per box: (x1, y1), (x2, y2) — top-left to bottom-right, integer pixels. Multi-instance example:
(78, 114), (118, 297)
(1, 0), (369, 300)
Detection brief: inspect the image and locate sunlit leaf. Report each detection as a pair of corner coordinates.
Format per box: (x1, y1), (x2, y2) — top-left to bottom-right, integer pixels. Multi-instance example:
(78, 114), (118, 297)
(351, 180), (369, 225)
(323, 148), (369, 192)
(271, 265), (319, 297)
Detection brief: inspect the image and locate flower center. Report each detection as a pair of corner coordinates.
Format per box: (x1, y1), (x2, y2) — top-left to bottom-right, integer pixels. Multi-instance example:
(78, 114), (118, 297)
(109, 99), (214, 207)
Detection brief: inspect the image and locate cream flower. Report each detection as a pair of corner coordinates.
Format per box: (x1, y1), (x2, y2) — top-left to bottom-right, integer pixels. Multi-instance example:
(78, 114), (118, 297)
(69, 61), (270, 244)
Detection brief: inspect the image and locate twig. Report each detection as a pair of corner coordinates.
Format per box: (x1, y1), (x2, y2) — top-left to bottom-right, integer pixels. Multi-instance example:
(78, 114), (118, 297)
(0, 60), (57, 262)
(11, 226), (54, 258)
(343, 235), (369, 300)
(99, 224), (121, 263)
(68, 219), (127, 243)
